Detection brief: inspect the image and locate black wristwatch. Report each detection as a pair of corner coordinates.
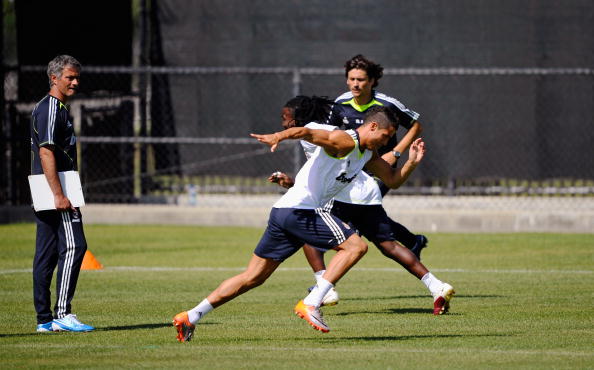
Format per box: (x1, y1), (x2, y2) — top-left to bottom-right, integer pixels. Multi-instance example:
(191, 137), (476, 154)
(392, 150), (401, 159)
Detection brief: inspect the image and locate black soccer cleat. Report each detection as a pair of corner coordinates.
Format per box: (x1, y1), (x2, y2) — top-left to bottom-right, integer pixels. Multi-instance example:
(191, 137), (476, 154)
(410, 234), (428, 260)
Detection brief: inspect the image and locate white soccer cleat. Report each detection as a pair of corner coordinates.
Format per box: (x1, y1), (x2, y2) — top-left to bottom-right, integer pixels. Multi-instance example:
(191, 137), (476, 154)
(321, 287), (339, 306)
(433, 283), (455, 315)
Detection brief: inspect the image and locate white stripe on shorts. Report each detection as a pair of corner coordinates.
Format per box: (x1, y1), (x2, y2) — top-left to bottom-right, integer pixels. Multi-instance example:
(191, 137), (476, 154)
(320, 199), (334, 213)
(316, 207), (346, 244)
(56, 211), (76, 318)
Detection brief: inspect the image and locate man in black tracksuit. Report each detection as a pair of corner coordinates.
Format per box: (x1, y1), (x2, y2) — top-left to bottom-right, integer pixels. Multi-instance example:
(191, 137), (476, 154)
(30, 55), (94, 333)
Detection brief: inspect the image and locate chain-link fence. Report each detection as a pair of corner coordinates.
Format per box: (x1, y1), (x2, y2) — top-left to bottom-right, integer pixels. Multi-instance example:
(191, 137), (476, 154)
(2, 66), (593, 206)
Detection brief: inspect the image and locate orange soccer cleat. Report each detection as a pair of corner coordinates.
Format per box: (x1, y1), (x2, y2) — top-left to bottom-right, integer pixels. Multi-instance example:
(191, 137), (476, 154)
(294, 300), (330, 333)
(173, 311), (195, 342)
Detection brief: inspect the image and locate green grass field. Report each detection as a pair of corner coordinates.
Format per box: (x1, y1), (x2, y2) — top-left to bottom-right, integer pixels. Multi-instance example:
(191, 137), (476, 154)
(0, 223), (592, 369)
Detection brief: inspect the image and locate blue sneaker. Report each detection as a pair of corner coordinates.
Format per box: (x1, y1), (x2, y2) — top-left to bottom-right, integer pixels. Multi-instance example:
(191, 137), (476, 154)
(51, 314), (95, 332)
(410, 235), (428, 260)
(36, 322), (54, 332)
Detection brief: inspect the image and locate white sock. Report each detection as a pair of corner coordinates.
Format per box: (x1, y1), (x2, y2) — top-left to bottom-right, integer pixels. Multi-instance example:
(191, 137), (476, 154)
(187, 299), (214, 324)
(303, 277), (333, 307)
(421, 272), (444, 296)
(314, 270), (326, 283)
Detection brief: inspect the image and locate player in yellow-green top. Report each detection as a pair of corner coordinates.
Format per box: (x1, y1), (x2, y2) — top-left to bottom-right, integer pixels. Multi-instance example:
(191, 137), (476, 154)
(326, 54), (428, 255)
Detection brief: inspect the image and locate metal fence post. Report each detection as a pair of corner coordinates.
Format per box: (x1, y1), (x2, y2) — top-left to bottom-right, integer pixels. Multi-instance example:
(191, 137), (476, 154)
(138, 0), (150, 201)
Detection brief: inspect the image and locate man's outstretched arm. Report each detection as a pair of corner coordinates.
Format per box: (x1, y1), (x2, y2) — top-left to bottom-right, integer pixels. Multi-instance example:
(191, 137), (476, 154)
(250, 127), (354, 157)
(365, 138), (426, 189)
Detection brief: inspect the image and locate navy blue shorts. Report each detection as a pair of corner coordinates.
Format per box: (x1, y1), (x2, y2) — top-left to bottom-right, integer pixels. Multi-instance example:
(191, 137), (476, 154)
(330, 200), (395, 245)
(254, 207), (356, 262)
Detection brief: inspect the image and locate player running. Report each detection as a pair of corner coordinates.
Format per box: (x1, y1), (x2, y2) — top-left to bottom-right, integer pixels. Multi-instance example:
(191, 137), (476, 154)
(329, 54), (429, 255)
(173, 103), (424, 342)
(270, 96), (455, 314)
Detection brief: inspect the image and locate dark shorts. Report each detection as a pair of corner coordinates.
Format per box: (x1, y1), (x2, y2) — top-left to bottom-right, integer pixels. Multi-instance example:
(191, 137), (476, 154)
(330, 200), (395, 245)
(254, 207), (356, 262)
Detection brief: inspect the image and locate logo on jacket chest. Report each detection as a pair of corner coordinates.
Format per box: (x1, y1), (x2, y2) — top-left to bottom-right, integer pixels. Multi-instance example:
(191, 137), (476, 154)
(335, 172), (357, 184)
(335, 161), (357, 183)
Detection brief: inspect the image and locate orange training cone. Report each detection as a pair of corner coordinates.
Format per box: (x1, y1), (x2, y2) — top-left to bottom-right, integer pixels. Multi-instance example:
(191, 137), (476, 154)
(81, 250), (103, 270)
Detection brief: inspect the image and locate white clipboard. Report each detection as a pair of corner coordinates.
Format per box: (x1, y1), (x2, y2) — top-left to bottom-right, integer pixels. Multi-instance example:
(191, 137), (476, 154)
(28, 171), (86, 211)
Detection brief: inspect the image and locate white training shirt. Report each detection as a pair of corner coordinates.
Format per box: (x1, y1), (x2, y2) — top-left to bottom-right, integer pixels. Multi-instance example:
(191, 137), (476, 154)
(273, 127), (373, 210)
(299, 122), (383, 206)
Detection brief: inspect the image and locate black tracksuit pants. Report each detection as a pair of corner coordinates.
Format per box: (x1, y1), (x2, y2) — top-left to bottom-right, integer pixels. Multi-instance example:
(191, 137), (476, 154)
(33, 208), (87, 324)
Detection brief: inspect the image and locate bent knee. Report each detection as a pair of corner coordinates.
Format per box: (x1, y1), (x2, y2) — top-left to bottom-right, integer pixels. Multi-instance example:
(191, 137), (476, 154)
(377, 241), (398, 256)
(351, 238), (368, 257)
(338, 235), (368, 256)
(358, 241), (368, 256)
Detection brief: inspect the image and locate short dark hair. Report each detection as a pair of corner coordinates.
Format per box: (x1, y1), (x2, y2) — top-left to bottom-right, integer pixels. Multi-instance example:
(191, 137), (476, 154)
(344, 54), (383, 88)
(47, 55), (81, 88)
(363, 106), (399, 130)
(283, 95), (335, 126)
